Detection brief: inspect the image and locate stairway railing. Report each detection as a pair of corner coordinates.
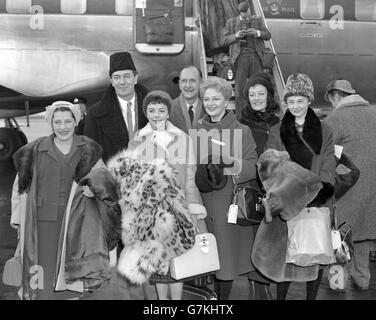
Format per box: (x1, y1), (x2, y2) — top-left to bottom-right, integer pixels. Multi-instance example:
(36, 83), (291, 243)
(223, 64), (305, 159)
(252, 0), (286, 113)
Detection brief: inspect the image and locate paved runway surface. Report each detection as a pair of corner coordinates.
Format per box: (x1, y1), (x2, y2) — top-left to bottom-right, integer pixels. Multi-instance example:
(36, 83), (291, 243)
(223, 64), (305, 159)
(1, 115), (375, 300)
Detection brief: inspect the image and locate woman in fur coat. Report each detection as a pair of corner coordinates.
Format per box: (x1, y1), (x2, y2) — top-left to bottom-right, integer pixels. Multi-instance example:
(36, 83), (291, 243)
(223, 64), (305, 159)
(115, 90), (207, 300)
(257, 73), (336, 300)
(239, 72), (280, 300)
(10, 101), (120, 300)
(194, 77), (258, 300)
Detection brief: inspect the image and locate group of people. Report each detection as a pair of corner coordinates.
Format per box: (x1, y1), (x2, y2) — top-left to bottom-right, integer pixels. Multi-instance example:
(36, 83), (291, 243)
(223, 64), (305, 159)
(8, 2), (376, 301)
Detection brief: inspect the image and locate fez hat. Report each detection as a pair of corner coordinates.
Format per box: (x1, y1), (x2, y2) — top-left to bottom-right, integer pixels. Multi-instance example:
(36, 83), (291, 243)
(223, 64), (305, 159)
(109, 52), (136, 76)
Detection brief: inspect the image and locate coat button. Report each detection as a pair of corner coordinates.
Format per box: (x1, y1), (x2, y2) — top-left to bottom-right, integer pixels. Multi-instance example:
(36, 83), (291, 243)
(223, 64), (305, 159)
(69, 163), (72, 167)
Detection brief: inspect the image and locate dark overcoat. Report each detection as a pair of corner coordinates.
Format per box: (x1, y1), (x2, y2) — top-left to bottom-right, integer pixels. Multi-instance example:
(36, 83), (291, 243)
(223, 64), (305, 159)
(84, 84), (148, 163)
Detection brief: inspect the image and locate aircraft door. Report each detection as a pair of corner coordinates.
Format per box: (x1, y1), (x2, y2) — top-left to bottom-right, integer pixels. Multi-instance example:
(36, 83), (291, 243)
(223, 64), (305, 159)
(134, 0), (185, 54)
(298, 0), (325, 54)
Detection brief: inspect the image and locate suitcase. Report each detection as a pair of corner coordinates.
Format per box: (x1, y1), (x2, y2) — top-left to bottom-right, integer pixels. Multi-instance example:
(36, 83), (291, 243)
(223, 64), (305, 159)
(182, 284), (217, 300)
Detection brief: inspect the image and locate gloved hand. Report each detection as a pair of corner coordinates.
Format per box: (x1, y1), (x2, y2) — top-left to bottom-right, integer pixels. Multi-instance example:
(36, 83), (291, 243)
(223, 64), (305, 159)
(307, 182), (334, 207)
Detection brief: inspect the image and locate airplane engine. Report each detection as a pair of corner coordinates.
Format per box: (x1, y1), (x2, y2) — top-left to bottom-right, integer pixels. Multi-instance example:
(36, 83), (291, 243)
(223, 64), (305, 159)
(0, 119), (27, 162)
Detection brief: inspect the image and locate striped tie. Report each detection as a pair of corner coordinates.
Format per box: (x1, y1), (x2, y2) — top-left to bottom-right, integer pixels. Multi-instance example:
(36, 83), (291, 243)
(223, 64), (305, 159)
(126, 101), (134, 139)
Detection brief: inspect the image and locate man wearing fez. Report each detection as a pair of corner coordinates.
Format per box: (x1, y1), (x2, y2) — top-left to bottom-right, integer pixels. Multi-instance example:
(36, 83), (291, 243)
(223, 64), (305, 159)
(85, 52), (148, 163)
(223, 1), (271, 120)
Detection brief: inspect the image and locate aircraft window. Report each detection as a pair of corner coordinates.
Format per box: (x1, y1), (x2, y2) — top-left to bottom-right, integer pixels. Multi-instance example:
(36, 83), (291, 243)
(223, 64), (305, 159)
(61, 0), (86, 14)
(115, 0), (133, 15)
(355, 0), (376, 21)
(6, 0), (31, 13)
(300, 0), (325, 19)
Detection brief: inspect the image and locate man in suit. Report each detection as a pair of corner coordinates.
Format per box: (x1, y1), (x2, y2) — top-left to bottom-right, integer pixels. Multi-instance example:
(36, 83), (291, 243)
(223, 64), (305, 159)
(84, 51), (148, 163)
(170, 65), (206, 134)
(223, 1), (271, 120)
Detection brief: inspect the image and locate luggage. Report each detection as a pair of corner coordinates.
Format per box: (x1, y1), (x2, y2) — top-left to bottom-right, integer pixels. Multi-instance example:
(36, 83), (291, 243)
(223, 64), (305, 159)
(182, 284), (217, 300)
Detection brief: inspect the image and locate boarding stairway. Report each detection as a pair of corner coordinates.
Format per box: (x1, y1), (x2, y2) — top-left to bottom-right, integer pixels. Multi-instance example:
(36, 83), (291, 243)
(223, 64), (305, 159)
(194, 0), (285, 115)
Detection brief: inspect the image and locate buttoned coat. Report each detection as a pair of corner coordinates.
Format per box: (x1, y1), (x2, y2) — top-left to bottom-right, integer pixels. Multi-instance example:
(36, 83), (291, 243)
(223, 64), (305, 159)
(325, 95), (376, 241)
(194, 111), (258, 280)
(170, 94), (206, 135)
(84, 84), (148, 163)
(222, 15), (271, 66)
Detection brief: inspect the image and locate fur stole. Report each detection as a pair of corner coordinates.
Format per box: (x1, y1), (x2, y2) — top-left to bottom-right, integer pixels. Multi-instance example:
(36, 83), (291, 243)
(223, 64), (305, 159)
(280, 107), (322, 170)
(107, 150), (196, 285)
(13, 136), (102, 195)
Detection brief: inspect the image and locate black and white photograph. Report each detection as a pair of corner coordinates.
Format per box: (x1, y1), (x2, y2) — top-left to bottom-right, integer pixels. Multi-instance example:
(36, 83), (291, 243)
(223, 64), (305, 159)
(0, 0), (375, 307)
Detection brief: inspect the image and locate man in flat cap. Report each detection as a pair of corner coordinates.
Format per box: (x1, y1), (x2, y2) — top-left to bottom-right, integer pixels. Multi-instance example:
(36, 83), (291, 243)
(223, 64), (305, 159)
(84, 52), (148, 163)
(73, 96), (88, 135)
(222, 1), (271, 120)
(325, 80), (376, 291)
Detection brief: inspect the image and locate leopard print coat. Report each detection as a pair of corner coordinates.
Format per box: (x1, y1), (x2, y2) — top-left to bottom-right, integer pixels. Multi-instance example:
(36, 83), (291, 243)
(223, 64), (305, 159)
(107, 150), (196, 285)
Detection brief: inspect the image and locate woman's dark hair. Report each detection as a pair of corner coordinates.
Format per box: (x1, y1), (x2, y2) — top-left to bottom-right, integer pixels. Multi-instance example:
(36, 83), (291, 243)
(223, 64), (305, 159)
(241, 72), (280, 117)
(142, 90), (172, 116)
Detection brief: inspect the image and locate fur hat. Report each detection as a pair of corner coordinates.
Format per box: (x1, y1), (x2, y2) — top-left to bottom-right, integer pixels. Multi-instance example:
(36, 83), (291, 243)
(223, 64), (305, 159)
(283, 73), (314, 103)
(243, 72), (274, 100)
(109, 52), (136, 76)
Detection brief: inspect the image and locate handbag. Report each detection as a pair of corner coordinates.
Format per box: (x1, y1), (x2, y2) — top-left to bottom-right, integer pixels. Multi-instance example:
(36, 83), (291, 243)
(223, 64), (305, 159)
(170, 233), (220, 280)
(232, 177), (265, 226)
(2, 241), (22, 287)
(334, 153), (360, 200)
(144, 19), (173, 44)
(331, 204), (354, 264)
(286, 207), (335, 267)
(261, 48), (275, 70)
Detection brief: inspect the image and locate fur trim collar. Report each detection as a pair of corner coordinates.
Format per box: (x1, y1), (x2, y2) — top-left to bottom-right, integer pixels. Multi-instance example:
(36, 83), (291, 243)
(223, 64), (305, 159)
(137, 121), (183, 137)
(13, 135), (102, 194)
(280, 107), (322, 170)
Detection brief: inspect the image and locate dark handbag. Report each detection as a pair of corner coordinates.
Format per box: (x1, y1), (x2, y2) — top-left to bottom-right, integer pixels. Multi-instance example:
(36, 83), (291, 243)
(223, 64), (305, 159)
(144, 19), (173, 44)
(332, 205), (354, 264)
(232, 178), (265, 226)
(261, 48), (275, 70)
(182, 284), (217, 300)
(334, 153), (360, 200)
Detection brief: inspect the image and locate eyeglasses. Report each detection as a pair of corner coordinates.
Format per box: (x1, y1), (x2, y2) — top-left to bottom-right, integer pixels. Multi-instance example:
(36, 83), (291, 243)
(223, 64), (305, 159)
(286, 99), (308, 108)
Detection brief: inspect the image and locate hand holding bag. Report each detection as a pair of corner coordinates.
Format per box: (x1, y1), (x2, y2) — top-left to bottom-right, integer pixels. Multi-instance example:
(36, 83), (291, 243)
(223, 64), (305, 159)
(170, 233), (220, 280)
(231, 176), (265, 226)
(2, 241), (22, 287)
(286, 207), (335, 267)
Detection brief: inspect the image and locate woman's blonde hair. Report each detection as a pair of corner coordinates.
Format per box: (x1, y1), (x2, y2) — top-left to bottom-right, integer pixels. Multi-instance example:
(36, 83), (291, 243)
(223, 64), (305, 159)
(200, 76), (233, 101)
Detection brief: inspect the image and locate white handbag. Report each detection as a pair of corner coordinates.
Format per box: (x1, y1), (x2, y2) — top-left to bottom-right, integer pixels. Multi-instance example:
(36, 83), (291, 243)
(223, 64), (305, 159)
(170, 233), (220, 280)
